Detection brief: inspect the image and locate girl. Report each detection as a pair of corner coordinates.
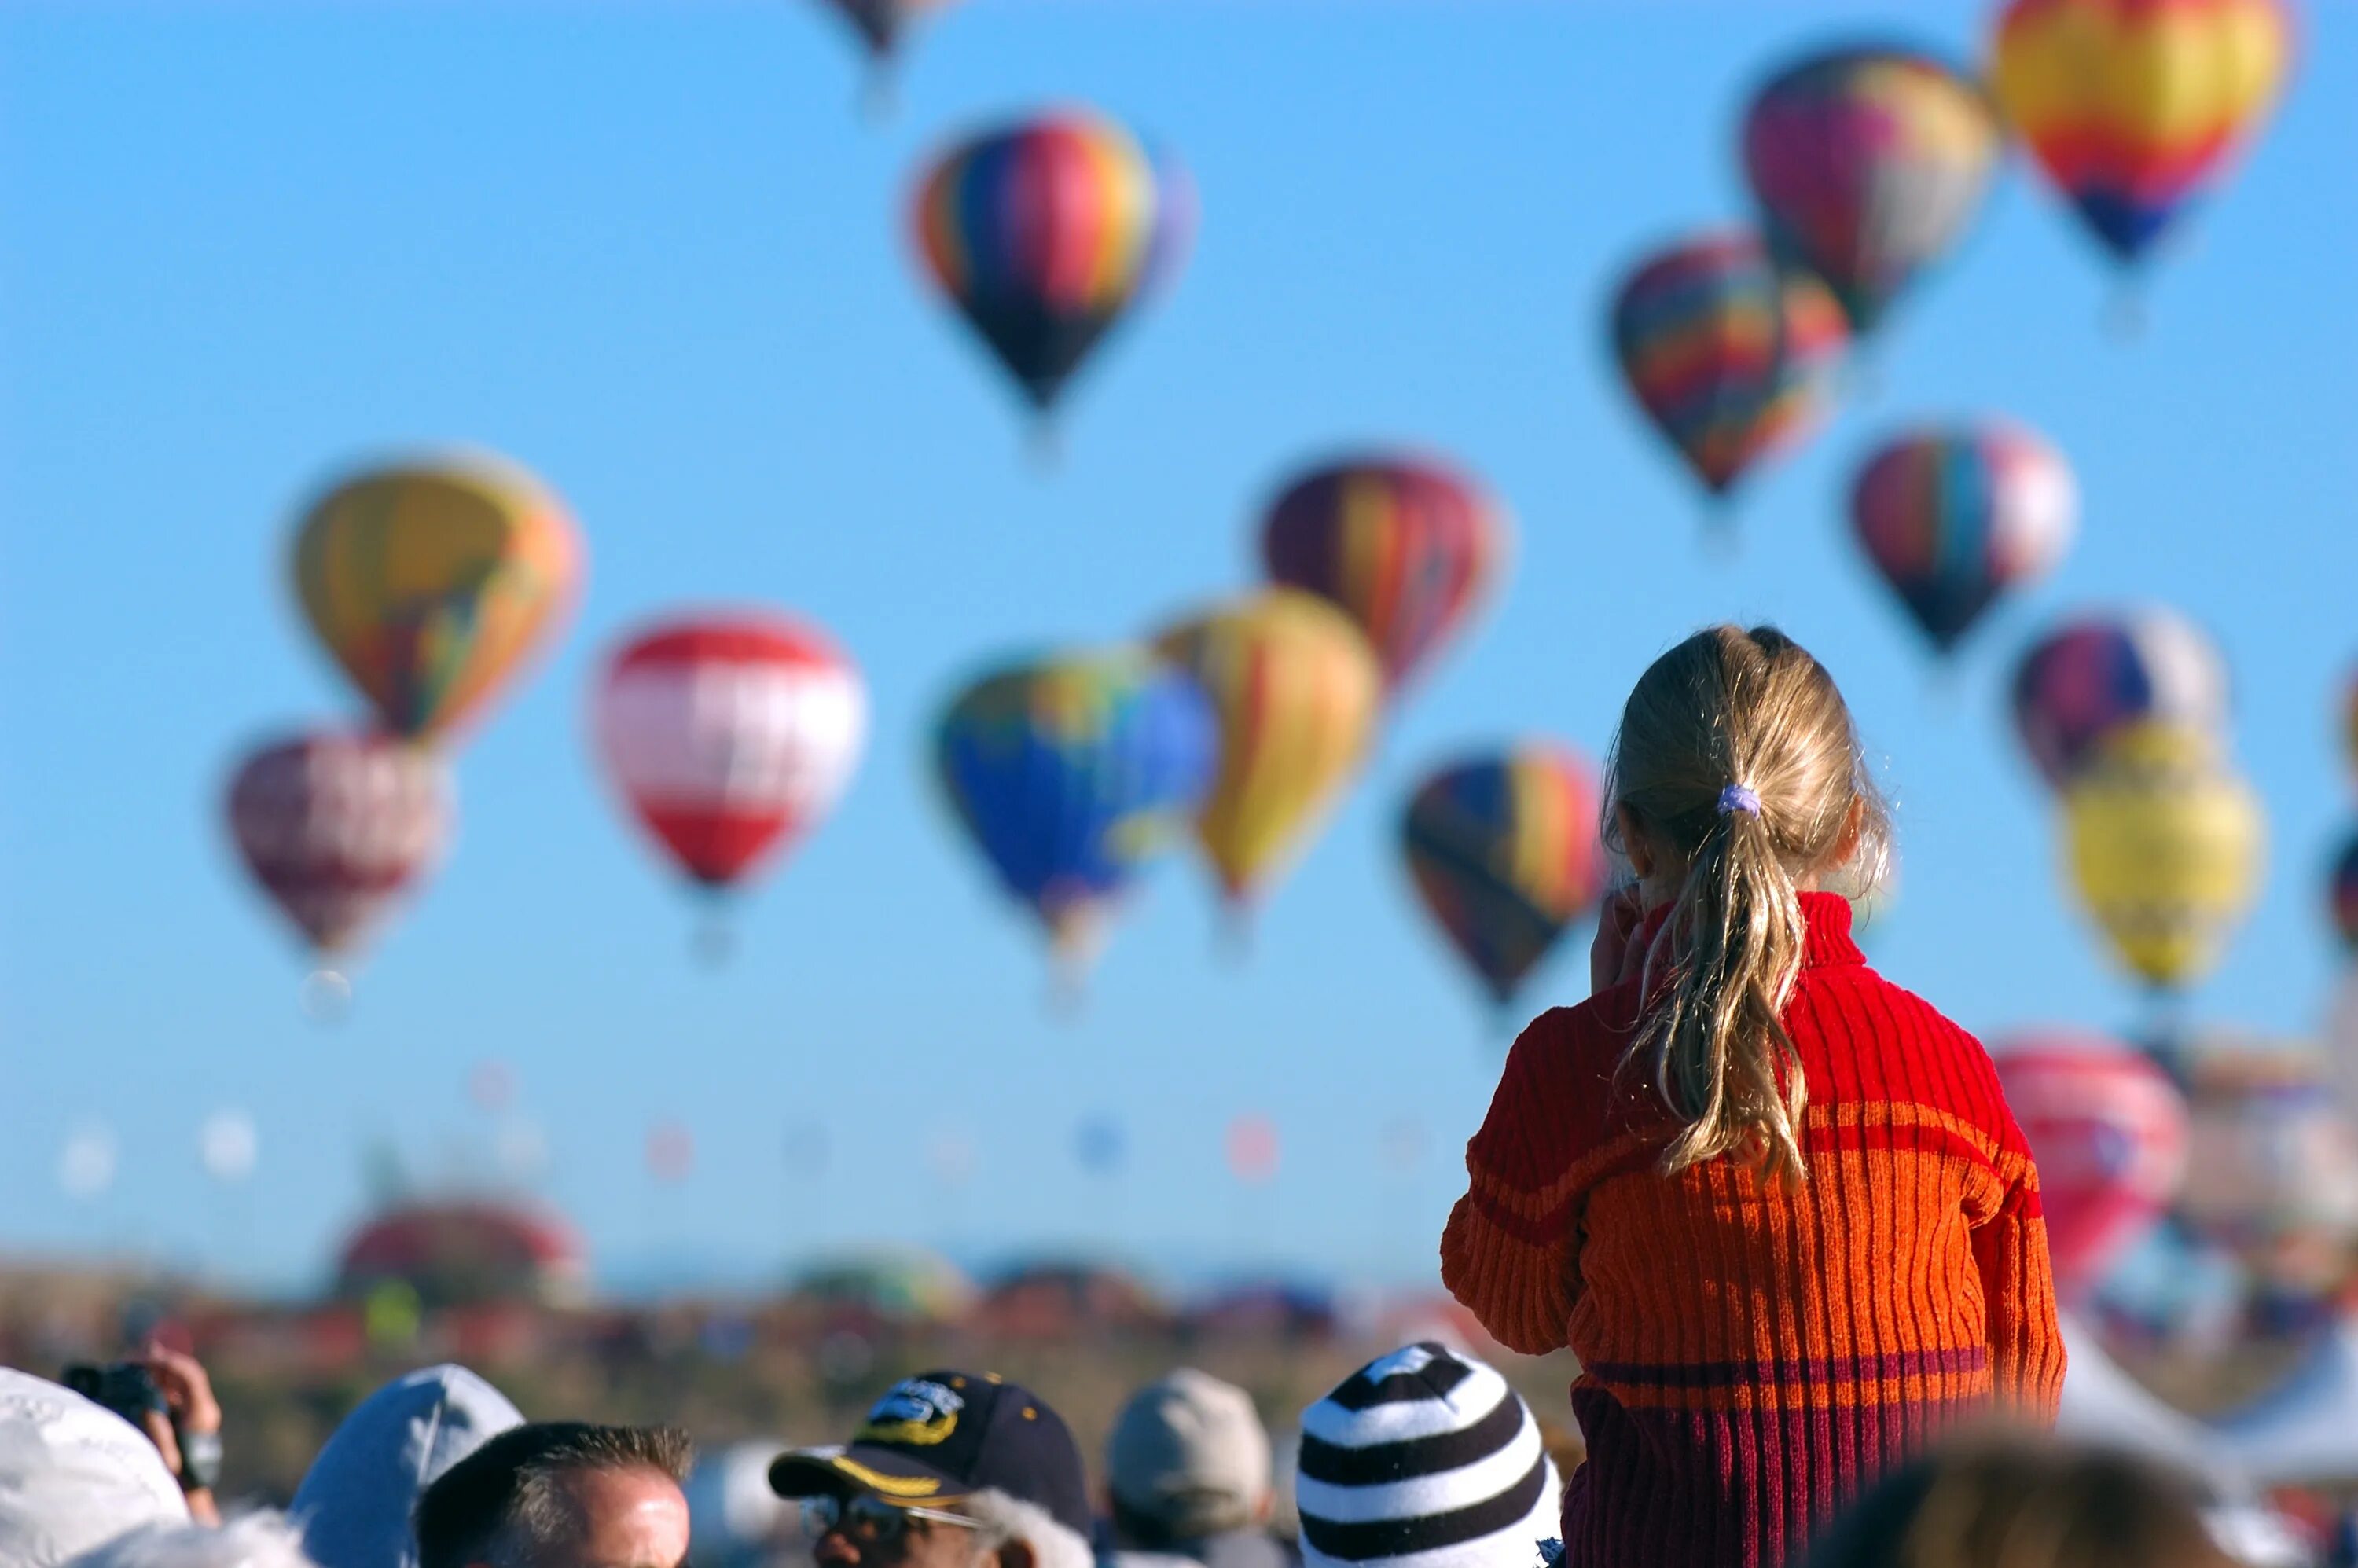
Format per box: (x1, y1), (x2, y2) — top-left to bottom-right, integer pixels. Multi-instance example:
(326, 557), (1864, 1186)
(1440, 626), (2063, 1568)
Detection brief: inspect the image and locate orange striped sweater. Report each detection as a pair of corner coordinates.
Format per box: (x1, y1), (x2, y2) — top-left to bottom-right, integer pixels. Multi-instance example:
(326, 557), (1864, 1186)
(1441, 894), (2063, 1567)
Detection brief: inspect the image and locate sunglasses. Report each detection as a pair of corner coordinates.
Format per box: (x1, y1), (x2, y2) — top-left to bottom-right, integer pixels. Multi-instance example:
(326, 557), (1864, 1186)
(803, 1492), (985, 1544)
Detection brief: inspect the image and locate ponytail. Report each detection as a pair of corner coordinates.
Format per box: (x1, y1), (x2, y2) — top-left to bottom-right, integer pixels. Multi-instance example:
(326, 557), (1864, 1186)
(1606, 626), (1888, 1184)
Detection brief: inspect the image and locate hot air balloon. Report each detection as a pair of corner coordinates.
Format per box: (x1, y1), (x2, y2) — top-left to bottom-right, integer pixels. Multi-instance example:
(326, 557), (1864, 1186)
(935, 648), (1217, 972)
(2328, 830), (2358, 953)
(1741, 46), (2001, 336)
(2063, 721), (2263, 993)
(292, 455), (582, 745)
(591, 611), (866, 910)
(816, 0), (957, 66)
(1152, 590), (1381, 910)
(226, 730), (452, 967)
(1849, 421), (2077, 655)
(1401, 744), (1607, 1010)
(2176, 1037), (2358, 1298)
(1258, 454), (1508, 694)
(911, 110), (1192, 424)
(2011, 608), (2229, 788)
(1610, 231), (1849, 500)
(1993, 0), (2293, 269)
(1990, 1034), (2187, 1298)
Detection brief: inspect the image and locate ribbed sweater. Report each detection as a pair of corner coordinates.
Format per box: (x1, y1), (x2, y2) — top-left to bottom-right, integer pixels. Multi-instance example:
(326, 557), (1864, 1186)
(1440, 893), (2063, 1568)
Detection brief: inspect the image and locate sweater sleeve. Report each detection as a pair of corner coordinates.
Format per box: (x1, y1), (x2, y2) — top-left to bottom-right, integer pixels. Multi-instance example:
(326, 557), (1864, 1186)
(1972, 1129), (2068, 1421)
(1440, 1010), (1600, 1357)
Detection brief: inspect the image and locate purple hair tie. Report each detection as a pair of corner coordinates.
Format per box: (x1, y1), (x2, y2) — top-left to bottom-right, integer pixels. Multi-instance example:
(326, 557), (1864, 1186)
(1718, 783), (1762, 817)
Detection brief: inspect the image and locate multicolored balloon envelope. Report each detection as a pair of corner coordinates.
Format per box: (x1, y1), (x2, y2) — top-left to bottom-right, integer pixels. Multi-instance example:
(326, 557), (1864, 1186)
(1153, 590), (1381, 909)
(911, 110), (1192, 416)
(226, 731), (452, 959)
(1401, 744), (1607, 1008)
(2011, 608), (2229, 789)
(591, 611), (866, 894)
(1849, 421), (2076, 654)
(1991, 1033), (2187, 1299)
(2063, 721), (2262, 993)
(2176, 1037), (2358, 1295)
(1741, 46), (2001, 335)
(1993, 0), (2293, 266)
(2328, 829), (2358, 953)
(1610, 231), (1849, 500)
(935, 648), (1217, 967)
(816, 0), (958, 61)
(293, 455), (583, 745)
(1259, 454), (1507, 694)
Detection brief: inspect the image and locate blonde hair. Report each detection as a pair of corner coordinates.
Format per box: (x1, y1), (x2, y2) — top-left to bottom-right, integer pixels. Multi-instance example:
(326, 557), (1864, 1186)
(1606, 625), (1890, 1183)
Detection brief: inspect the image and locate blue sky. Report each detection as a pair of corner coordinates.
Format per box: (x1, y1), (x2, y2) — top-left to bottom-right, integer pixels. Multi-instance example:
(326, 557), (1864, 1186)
(0, 1), (2351, 1297)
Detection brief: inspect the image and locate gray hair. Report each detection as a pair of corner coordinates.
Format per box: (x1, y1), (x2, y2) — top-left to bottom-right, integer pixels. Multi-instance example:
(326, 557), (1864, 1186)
(70, 1513), (319, 1568)
(960, 1489), (1093, 1568)
(413, 1422), (694, 1568)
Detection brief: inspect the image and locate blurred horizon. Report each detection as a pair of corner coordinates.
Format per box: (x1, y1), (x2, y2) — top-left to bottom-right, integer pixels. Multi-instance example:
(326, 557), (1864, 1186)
(1, 0), (2352, 1300)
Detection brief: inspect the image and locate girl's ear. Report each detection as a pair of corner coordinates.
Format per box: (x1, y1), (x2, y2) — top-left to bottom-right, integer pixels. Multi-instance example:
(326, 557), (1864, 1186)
(1832, 796), (1865, 867)
(1614, 803), (1655, 879)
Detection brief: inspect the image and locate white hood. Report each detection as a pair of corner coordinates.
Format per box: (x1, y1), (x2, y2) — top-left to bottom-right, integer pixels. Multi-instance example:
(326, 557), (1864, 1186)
(0, 1368), (190, 1566)
(289, 1365), (522, 1568)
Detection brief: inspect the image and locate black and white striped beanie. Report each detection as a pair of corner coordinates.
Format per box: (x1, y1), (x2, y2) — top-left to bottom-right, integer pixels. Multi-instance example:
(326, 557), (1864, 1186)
(1295, 1343), (1562, 1568)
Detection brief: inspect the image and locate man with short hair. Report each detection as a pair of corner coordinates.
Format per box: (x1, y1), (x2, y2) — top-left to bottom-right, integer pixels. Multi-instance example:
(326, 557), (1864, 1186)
(413, 1422), (693, 1568)
(1103, 1371), (1291, 1568)
(767, 1371), (1094, 1568)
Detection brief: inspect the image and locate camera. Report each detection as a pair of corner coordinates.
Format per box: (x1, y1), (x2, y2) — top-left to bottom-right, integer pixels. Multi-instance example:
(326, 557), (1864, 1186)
(61, 1361), (164, 1427)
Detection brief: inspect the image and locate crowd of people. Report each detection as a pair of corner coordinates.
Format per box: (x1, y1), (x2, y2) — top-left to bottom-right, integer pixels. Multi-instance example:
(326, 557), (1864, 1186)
(0, 626), (2334, 1566)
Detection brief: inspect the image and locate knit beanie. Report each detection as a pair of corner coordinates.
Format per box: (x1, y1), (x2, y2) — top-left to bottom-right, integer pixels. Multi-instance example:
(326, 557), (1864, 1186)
(1296, 1343), (1561, 1568)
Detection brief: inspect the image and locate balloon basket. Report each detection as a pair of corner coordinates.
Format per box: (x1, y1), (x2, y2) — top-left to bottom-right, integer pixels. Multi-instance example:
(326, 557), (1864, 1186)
(692, 915), (736, 969)
(1043, 963), (1088, 1023)
(1215, 904), (1256, 966)
(299, 968), (354, 1025)
(1699, 505), (1741, 562)
(2103, 285), (2150, 344)
(858, 65), (901, 126)
(1025, 416), (1065, 476)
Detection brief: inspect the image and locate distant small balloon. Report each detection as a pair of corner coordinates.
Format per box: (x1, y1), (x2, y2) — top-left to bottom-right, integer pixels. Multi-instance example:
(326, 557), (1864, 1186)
(468, 1061), (518, 1114)
(1074, 1115), (1126, 1176)
(197, 1110), (259, 1184)
(59, 1125), (117, 1200)
(1225, 1114), (1280, 1185)
(645, 1122), (696, 1184)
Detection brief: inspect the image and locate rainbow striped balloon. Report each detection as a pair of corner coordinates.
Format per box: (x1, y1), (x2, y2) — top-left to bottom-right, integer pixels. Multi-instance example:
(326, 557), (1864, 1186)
(1260, 454), (1507, 694)
(1742, 47), (2002, 335)
(1850, 422), (2077, 655)
(2011, 608), (2230, 789)
(1993, 0), (2292, 266)
(1401, 744), (1606, 1008)
(912, 110), (1191, 414)
(1611, 231), (1849, 498)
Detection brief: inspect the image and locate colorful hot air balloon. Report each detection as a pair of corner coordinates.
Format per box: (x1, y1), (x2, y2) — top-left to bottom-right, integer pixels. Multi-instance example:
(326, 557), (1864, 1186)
(591, 611), (866, 898)
(911, 110), (1192, 417)
(1610, 231), (1849, 499)
(225, 730), (452, 961)
(1742, 46), (2002, 335)
(1401, 744), (1607, 1008)
(1993, 0), (2293, 267)
(1991, 1034), (2188, 1298)
(2011, 608), (2228, 788)
(2063, 721), (2263, 992)
(816, 0), (957, 64)
(2328, 830), (2358, 953)
(293, 455), (583, 744)
(2176, 1037), (2358, 1296)
(1258, 454), (1508, 694)
(1152, 590), (1381, 908)
(1850, 421), (2077, 655)
(935, 648), (1217, 968)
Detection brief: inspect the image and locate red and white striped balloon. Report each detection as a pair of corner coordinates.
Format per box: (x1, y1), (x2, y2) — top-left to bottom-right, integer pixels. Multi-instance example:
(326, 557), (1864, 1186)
(226, 731), (452, 956)
(591, 611), (865, 892)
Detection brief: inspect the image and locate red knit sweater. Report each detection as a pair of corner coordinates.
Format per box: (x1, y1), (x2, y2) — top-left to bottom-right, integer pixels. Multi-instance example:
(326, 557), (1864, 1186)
(1441, 893), (2063, 1568)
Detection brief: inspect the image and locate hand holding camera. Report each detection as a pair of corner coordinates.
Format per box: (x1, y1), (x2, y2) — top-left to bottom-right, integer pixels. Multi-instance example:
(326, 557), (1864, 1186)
(64, 1342), (224, 1525)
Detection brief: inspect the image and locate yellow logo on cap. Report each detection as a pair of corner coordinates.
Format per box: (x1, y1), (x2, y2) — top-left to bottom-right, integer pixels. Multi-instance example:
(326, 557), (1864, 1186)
(858, 1379), (964, 1447)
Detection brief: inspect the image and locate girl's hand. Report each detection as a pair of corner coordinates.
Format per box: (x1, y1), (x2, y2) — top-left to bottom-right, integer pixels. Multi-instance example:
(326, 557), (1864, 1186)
(1590, 883), (1648, 995)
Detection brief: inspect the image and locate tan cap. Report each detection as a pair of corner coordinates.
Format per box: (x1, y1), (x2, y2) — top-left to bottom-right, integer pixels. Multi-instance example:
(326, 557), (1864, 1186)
(1106, 1369), (1271, 1540)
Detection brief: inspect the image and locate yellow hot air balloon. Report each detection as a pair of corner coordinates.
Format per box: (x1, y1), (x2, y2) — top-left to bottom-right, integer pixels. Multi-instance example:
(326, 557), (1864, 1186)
(293, 454), (583, 744)
(1152, 589), (1379, 907)
(2064, 720), (2263, 990)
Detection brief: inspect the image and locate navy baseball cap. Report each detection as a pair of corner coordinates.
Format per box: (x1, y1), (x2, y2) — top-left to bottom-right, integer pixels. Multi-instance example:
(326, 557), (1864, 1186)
(769, 1371), (1090, 1539)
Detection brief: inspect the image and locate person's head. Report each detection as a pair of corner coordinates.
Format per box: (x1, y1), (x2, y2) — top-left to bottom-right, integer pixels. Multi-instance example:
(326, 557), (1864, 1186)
(1804, 1433), (2233, 1568)
(1606, 623), (1889, 1183)
(1105, 1369), (1272, 1548)
(1296, 1343), (1560, 1568)
(767, 1372), (1092, 1568)
(292, 1363), (523, 1568)
(412, 1422), (692, 1568)
(69, 1513), (318, 1568)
